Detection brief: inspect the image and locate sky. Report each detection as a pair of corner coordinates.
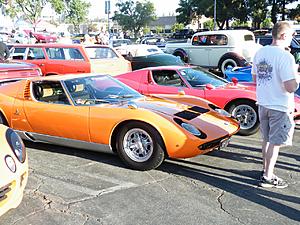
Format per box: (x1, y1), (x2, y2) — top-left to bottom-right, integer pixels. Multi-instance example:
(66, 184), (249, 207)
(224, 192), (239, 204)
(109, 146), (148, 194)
(87, 0), (180, 19)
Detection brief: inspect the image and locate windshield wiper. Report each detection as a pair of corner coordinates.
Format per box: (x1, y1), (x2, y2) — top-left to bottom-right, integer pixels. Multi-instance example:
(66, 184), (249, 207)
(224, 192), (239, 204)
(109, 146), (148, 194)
(106, 94), (134, 99)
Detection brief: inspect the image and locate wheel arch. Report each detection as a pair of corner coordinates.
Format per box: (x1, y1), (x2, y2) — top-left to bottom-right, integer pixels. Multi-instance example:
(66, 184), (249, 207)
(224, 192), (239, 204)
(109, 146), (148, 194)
(0, 109), (9, 126)
(173, 48), (189, 63)
(110, 119), (168, 156)
(218, 52), (247, 69)
(224, 98), (257, 112)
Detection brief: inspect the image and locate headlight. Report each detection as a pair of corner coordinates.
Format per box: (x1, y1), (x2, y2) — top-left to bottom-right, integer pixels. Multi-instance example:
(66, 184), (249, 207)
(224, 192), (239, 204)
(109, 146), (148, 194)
(181, 123), (201, 136)
(215, 108), (232, 117)
(6, 129), (26, 163)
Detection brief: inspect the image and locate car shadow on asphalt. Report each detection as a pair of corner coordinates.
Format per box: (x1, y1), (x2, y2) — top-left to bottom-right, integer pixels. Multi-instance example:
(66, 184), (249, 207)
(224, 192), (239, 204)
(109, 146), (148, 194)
(24, 140), (300, 221)
(24, 140), (128, 169)
(159, 159), (300, 222)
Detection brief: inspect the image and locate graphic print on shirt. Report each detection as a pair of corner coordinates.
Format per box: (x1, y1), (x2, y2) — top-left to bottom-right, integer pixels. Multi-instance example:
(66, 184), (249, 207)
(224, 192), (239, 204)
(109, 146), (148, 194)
(257, 59), (273, 86)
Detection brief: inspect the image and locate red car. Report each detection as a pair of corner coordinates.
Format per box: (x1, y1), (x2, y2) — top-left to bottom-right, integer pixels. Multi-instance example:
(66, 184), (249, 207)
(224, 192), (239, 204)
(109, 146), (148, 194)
(116, 66), (300, 136)
(0, 61), (41, 82)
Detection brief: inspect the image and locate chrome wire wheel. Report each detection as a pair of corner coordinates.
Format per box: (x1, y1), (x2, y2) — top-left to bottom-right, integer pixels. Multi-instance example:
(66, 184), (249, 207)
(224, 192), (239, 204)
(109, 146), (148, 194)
(231, 104), (257, 130)
(123, 128), (154, 162)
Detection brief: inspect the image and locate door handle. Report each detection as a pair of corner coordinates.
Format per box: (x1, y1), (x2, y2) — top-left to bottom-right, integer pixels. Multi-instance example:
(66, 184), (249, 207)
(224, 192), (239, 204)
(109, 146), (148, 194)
(38, 63), (45, 66)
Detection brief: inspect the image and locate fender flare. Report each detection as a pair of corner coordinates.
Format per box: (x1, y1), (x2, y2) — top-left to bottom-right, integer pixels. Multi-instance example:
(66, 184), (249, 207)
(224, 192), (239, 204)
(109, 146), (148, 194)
(173, 48), (189, 63)
(218, 52), (247, 69)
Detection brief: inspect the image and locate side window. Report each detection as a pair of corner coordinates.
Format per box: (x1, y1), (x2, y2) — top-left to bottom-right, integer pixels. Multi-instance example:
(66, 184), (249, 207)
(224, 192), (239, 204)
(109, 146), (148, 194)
(11, 47), (26, 60)
(27, 47), (45, 60)
(46, 48), (65, 60)
(63, 48), (84, 60)
(85, 47), (118, 59)
(192, 35), (208, 46)
(152, 70), (185, 87)
(32, 81), (70, 105)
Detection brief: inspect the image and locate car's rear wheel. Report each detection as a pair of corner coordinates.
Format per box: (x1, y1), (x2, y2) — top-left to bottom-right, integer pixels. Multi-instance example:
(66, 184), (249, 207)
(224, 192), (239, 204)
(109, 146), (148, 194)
(228, 100), (259, 136)
(219, 55), (247, 74)
(116, 121), (165, 170)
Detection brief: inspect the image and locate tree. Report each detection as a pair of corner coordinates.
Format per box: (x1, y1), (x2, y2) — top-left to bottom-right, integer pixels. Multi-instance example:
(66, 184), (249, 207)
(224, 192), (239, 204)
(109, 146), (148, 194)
(64, 0), (91, 33)
(248, 0), (269, 29)
(171, 23), (184, 32)
(112, 0), (156, 38)
(289, 3), (300, 22)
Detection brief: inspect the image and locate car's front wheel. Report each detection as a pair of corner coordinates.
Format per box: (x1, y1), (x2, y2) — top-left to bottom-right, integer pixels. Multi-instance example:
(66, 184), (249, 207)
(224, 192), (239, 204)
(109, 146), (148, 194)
(228, 100), (259, 136)
(116, 121), (165, 170)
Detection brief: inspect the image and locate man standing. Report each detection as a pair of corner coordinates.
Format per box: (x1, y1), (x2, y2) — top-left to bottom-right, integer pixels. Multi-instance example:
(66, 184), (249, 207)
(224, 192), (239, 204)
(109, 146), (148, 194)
(252, 21), (299, 188)
(0, 40), (10, 61)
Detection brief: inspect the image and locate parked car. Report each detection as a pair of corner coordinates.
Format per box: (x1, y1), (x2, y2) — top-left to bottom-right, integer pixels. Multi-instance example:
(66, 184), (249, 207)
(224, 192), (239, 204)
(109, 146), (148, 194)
(255, 35), (300, 64)
(10, 32), (30, 44)
(9, 43), (132, 76)
(139, 36), (166, 50)
(172, 29), (195, 39)
(109, 39), (133, 56)
(0, 61), (41, 83)
(165, 30), (262, 73)
(0, 124), (28, 216)
(0, 74), (239, 170)
(224, 65), (300, 96)
(116, 65), (300, 135)
(129, 53), (185, 71)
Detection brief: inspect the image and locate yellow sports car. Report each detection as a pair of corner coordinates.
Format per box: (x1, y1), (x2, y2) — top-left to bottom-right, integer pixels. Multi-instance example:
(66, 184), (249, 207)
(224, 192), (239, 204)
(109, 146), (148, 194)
(0, 74), (239, 170)
(0, 124), (28, 217)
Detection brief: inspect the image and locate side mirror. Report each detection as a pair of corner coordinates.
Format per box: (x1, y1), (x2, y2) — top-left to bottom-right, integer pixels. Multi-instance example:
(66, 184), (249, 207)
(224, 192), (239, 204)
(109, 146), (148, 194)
(205, 84), (215, 90)
(231, 77), (238, 85)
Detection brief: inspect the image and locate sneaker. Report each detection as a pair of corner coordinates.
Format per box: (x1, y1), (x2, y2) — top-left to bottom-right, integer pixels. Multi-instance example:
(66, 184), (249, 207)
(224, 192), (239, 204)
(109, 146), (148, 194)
(259, 176), (288, 189)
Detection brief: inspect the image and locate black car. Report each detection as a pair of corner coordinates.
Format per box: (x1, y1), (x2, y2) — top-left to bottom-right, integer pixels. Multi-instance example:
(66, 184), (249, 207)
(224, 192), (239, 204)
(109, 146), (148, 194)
(128, 53), (185, 70)
(172, 29), (194, 39)
(255, 35), (300, 63)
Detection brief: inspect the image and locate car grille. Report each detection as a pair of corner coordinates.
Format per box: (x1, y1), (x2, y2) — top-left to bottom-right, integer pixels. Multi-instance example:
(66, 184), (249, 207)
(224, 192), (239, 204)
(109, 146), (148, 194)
(198, 136), (228, 150)
(0, 182), (13, 202)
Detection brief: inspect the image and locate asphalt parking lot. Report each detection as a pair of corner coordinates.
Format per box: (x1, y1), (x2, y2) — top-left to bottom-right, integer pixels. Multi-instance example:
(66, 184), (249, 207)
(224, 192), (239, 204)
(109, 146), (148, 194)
(1, 129), (300, 225)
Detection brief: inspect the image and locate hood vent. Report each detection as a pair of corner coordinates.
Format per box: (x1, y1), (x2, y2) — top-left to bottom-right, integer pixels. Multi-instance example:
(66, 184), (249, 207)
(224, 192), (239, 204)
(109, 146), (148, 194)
(189, 106), (209, 114)
(23, 80), (31, 100)
(175, 110), (200, 120)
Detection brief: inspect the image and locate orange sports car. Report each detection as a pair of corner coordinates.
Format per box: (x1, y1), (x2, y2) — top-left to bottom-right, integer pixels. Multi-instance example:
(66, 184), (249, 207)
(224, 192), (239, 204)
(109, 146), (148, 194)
(0, 74), (239, 170)
(0, 124), (28, 216)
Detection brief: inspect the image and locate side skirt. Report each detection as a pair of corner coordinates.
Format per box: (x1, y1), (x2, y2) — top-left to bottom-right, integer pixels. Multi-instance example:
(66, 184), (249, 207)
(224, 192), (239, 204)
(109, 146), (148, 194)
(16, 131), (114, 154)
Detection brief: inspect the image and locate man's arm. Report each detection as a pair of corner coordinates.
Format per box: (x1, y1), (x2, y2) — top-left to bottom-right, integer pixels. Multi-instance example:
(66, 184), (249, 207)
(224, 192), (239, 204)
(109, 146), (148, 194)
(284, 79), (299, 93)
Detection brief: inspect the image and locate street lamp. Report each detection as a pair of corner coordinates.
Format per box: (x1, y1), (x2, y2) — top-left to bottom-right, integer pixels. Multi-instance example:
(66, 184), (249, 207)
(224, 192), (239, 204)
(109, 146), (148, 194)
(105, 0), (111, 33)
(213, 0), (216, 30)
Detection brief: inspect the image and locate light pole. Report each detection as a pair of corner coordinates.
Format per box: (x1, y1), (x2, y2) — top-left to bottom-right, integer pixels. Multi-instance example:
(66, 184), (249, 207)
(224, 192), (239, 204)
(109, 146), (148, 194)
(213, 0), (217, 30)
(105, 0), (111, 34)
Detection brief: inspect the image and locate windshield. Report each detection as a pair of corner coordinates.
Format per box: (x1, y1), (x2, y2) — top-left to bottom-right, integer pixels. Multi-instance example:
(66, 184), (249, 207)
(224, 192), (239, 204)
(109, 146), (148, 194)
(179, 67), (228, 87)
(64, 75), (142, 105)
(85, 47), (118, 59)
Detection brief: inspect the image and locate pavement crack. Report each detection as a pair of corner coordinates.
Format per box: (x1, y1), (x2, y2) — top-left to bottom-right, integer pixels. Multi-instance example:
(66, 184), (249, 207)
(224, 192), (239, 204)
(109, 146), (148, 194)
(217, 190), (246, 225)
(145, 171), (168, 192)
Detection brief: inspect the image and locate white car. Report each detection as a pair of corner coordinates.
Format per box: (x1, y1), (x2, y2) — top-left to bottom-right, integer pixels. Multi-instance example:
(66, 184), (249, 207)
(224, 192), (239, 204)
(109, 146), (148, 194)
(165, 30), (262, 73)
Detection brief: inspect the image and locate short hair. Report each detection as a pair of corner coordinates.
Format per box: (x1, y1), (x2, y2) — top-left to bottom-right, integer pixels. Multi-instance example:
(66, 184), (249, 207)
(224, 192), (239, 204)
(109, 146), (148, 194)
(272, 21), (292, 40)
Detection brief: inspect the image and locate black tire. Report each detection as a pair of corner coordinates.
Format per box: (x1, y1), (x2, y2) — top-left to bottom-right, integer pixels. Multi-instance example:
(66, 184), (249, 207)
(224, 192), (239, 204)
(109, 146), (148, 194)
(228, 100), (259, 136)
(218, 54), (247, 74)
(116, 121), (165, 170)
(173, 50), (189, 63)
(0, 113), (8, 126)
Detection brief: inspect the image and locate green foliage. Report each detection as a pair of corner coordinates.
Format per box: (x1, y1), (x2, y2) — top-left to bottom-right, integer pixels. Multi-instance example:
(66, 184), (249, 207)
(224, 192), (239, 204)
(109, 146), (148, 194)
(143, 27), (150, 34)
(231, 20), (250, 28)
(171, 23), (185, 32)
(112, 0), (156, 38)
(203, 19), (213, 30)
(261, 18), (273, 28)
(155, 25), (163, 33)
(289, 3), (300, 22)
(65, 0), (91, 32)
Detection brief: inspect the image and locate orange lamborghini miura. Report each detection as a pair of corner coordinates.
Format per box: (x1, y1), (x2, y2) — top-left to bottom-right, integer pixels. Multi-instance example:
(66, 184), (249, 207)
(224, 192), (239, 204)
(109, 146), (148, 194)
(0, 74), (239, 170)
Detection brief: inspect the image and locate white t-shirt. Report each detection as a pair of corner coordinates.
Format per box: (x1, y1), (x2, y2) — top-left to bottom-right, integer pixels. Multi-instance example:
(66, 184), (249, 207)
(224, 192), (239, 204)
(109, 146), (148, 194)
(251, 45), (298, 112)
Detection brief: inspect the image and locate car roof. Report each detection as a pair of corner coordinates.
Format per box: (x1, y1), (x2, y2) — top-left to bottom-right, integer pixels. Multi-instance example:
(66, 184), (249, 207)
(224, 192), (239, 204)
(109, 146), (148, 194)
(12, 43), (111, 48)
(138, 65), (189, 71)
(194, 29), (254, 36)
(26, 73), (109, 82)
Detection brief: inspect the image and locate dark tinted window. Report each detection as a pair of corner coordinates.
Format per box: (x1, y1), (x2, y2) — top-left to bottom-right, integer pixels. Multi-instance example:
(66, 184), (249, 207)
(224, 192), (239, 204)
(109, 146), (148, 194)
(152, 70), (186, 87)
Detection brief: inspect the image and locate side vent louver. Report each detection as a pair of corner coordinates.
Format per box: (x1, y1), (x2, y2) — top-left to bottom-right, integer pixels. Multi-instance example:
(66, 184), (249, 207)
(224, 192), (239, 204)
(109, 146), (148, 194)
(23, 80), (31, 100)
